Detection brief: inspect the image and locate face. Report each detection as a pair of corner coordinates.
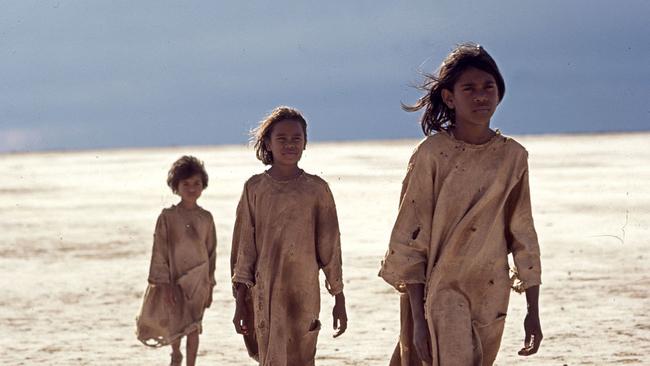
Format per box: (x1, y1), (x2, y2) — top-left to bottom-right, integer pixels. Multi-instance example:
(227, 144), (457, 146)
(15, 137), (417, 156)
(177, 174), (204, 203)
(266, 119), (305, 167)
(442, 67), (500, 128)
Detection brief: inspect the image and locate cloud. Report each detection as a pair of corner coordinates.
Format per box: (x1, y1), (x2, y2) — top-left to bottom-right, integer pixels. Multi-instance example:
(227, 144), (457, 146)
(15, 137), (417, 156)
(1, 1), (648, 152)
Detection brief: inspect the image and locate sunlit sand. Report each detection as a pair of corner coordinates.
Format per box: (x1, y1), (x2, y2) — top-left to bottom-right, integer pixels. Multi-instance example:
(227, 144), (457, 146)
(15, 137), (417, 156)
(1, 132), (648, 365)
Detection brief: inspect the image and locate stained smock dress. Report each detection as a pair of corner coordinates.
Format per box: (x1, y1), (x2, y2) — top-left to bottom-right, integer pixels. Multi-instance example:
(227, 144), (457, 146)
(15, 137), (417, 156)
(231, 171), (344, 366)
(138, 205), (217, 346)
(379, 131), (542, 366)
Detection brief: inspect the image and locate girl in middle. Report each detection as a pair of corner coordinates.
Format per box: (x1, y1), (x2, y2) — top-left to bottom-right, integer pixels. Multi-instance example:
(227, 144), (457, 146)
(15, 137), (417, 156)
(231, 106), (348, 366)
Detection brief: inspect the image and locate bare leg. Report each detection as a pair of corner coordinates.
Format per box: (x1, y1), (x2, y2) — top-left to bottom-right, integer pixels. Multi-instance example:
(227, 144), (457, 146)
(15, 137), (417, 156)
(186, 331), (199, 366)
(170, 338), (183, 366)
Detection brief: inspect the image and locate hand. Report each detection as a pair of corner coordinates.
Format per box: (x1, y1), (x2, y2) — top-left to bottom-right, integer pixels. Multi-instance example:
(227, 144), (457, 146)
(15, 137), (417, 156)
(412, 318), (432, 363)
(518, 311), (543, 356)
(332, 292), (348, 338)
(233, 301), (249, 335)
(232, 283), (249, 335)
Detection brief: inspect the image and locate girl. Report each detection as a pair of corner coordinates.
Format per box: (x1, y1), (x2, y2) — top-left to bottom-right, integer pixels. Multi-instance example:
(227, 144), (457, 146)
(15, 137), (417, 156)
(137, 155), (217, 366)
(379, 43), (543, 365)
(230, 106), (348, 365)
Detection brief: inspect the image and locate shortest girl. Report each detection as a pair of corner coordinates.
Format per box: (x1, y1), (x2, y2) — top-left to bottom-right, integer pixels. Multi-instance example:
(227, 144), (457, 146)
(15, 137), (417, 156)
(137, 155), (217, 366)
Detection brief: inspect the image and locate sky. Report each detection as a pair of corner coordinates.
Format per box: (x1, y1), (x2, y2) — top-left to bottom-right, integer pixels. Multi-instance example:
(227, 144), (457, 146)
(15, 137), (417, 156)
(1, 1), (648, 152)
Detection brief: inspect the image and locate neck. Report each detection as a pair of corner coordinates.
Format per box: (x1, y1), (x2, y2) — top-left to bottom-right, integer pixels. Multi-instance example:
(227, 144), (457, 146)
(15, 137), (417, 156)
(452, 123), (495, 145)
(268, 164), (302, 180)
(179, 199), (198, 209)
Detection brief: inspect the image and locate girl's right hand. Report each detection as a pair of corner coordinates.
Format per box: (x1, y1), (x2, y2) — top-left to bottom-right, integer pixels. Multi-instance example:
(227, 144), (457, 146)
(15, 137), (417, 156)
(233, 283), (249, 335)
(232, 302), (249, 335)
(413, 318), (432, 363)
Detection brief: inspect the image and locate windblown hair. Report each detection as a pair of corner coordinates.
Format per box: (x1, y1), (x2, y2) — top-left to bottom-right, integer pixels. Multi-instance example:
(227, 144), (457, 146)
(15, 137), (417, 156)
(166, 155), (209, 193)
(251, 106), (308, 165)
(402, 42), (506, 135)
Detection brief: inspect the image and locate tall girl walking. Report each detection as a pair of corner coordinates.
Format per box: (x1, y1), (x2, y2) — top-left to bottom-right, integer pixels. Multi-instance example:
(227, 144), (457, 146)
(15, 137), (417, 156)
(379, 43), (543, 365)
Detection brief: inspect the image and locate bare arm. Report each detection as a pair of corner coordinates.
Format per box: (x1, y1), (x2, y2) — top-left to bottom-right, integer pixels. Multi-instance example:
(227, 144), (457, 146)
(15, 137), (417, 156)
(518, 285), (542, 356)
(232, 282), (250, 335)
(332, 292), (347, 338)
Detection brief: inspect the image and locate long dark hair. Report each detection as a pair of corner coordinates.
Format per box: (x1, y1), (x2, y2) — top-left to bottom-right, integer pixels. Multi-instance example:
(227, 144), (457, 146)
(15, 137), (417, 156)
(403, 43), (506, 135)
(251, 106), (308, 165)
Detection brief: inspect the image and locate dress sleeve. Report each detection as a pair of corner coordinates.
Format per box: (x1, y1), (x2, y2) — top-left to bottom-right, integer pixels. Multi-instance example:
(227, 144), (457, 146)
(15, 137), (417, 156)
(506, 156), (542, 292)
(231, 182), (257, 288)
(316, 183), (344, 296)
(148, 212), (171, 285)
(379, 144), (434, 292)
(206, 214), (217, 287)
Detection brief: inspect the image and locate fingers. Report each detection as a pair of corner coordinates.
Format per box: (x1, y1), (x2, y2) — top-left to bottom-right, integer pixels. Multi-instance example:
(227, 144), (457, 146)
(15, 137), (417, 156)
(518, 332), (543, 356)
(232, 304), (249, 335)
(519, 313), (543, 356)
(239, 323), (249, 335)
(232, 316), (249, 335)
(332, 303), (348, 338)
(333, 317), (347, 338)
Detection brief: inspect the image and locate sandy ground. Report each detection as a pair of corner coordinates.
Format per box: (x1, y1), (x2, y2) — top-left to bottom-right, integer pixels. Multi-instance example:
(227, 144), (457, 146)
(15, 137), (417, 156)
(1, 132), (648, 365)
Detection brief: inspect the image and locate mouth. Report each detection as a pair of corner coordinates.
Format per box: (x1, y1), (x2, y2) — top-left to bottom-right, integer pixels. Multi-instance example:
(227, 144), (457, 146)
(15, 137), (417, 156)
(473, 107), (492, 113)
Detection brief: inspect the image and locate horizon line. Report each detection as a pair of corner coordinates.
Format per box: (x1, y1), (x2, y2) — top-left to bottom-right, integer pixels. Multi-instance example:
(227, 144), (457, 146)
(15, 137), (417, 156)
(2, 128), (649, 157)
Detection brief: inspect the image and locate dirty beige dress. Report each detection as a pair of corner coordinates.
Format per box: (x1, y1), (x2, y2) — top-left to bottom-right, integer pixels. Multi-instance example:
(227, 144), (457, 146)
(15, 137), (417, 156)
(138, 205), (217, 346)
(379, 131), (541, 366)
(231, 171), (344, 366)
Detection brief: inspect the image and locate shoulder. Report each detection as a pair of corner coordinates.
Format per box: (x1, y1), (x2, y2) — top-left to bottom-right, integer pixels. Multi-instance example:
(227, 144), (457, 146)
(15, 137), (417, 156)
(242, 173), (266, 190)
(499, 133), (529, 160)
(302, 172), (337, 206)
(197, 206), (214, 220)
(156, 206), (176, 225)
(302, 172), (332, 192)
(159, 206), (175, 217)
(418, 132), (449, 151)
(406, 132), (450, 165)
(302, 171), (328, 186)
(302, 172), (337, 199)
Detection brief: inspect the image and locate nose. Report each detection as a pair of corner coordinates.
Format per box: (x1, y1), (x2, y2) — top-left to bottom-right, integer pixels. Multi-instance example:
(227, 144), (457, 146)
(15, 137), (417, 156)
(473, 91), (488, 103)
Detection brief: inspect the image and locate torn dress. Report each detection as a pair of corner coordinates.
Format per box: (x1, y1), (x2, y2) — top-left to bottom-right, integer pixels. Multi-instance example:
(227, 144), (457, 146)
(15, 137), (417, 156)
(231, 171), (344, 366)
(137, 205), (217, 346)
(379, 131), (542, 365)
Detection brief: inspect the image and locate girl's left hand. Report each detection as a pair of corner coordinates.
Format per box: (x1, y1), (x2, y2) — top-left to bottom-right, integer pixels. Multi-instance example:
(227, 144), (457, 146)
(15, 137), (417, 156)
(332, 292), (348, 338)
